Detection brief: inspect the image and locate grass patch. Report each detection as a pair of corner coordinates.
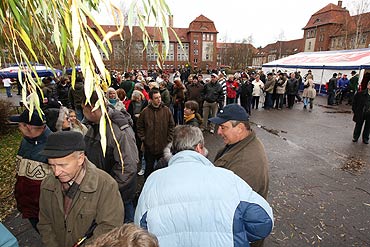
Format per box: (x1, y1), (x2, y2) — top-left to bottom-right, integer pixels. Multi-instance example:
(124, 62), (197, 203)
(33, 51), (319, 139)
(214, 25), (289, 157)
(0, 128), (22, 221)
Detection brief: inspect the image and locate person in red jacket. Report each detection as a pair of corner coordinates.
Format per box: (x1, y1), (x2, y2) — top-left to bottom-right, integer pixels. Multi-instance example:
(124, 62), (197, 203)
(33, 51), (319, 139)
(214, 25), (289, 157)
(226, 74), (239, 105)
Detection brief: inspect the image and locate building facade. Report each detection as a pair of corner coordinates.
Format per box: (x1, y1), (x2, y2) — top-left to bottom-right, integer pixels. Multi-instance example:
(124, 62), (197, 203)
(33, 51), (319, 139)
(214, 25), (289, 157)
(98, 15), (219, 72)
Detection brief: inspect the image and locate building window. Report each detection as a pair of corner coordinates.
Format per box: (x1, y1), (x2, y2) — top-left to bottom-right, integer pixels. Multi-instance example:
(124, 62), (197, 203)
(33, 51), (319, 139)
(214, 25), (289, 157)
(319, 34), (324, 42)
(308, 41), (312, 50)
(194, 58), (198, 63)
(164, 43), (174, 61)
(146, 43), (158, 61)
(202, 34), (206, 41)
(361, 34), (367, 44)
(210, 34), (214, 41)
(177, 43), (189, 61)
(194, 49), (198, 55)
(193, 39), (198, 45)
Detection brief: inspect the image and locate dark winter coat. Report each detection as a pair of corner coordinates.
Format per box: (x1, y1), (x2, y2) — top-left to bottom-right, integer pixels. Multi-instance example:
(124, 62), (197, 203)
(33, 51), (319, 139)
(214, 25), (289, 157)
(202, 81), (224, 104)
(84, 107), (138, 202)
(285, 78), (299, 95)
(352, 89), (370, 123)
(137, 103), (175, 156)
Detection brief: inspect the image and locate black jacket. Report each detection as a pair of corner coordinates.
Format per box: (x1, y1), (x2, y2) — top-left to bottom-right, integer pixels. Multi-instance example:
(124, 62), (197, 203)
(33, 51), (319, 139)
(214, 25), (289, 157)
(202, 82), (224, 104)
(352, 89), (370, 123)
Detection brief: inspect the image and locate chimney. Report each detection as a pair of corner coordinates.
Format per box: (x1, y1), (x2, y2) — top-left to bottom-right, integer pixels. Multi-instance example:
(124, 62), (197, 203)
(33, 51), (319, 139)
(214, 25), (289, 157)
(168, 15), (173, 27)
(338, 1), (342, 7)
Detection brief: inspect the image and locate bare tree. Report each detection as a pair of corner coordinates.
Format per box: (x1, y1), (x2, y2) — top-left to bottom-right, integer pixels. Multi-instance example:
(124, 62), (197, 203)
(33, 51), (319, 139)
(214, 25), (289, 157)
(349, 0), (370, 48)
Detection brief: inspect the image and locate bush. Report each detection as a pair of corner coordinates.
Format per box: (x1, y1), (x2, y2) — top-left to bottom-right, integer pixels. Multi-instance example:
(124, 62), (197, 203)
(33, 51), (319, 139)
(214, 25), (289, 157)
(0, 99), (13, 134)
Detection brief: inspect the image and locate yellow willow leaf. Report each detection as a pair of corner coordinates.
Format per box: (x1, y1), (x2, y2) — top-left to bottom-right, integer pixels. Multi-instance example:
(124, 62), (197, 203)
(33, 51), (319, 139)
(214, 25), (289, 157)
(87, 26), (109, 59)
(70, 0), (81, 54)
(19, 27), (37, 60)
(87, 36), (105, 81)
(64, 5), (71, 32)
(84, 67), (94, 105)
(53, 20), (61, 51)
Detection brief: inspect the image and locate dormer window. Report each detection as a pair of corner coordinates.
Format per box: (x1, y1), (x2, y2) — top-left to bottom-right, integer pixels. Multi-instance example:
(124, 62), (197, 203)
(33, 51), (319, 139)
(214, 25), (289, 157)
(314, 18), (321, 24)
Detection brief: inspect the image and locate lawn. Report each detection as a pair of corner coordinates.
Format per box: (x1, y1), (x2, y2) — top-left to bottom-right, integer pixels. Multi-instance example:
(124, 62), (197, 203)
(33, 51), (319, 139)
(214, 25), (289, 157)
(0, 128), (22, 221)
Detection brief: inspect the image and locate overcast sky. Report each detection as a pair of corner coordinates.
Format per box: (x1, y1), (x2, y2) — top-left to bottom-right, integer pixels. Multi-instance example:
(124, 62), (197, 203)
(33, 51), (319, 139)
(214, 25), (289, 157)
(97, 0), (360, 47)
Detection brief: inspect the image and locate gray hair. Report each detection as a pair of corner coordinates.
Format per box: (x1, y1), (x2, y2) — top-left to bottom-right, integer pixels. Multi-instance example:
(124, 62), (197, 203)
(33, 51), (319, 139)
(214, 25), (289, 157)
(171, 125), (204, 154)
(230, 120), (251, 130)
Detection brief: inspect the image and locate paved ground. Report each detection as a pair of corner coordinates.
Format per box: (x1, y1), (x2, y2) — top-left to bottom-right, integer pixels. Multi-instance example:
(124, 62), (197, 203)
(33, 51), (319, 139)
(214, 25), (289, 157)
(2, 92), (370, 246)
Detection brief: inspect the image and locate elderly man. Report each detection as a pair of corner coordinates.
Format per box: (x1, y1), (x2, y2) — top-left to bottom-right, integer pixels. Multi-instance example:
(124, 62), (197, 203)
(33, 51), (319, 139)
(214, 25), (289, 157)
(210, 104), (270, 247)
(210, 104), (269, 199)
(9, 109), (52, 232)
(135, 125), (273, 247)
(38, 131), (124, 247)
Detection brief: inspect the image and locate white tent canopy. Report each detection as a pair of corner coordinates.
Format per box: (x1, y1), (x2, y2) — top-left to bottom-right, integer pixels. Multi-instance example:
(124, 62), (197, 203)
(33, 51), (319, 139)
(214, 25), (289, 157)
(262, 48), (370, 92)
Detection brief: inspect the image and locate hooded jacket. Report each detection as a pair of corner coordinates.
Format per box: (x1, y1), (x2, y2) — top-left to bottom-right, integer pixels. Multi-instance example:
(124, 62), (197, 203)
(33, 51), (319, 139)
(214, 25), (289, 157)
(84, 107), (138, 202)
(135, 150), (274, 247)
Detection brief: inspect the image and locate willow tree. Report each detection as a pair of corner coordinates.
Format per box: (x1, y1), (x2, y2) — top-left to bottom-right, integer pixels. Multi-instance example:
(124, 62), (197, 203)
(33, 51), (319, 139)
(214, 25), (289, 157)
(0, 0), (172, 157)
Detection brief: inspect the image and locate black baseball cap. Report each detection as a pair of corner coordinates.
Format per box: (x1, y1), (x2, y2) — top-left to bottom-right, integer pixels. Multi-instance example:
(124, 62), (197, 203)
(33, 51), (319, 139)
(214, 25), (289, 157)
(9, 109), (46, 126)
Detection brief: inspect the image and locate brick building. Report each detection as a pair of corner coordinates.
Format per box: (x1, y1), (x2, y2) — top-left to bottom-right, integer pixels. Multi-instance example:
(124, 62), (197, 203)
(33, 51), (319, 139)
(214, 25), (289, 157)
(253, 1), (370, 68)
(98, 15), (219, 72)
(97, 1), (370, 72)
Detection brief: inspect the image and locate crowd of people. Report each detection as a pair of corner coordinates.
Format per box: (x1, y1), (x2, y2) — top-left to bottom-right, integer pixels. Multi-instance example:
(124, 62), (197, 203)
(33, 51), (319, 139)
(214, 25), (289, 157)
(4, 65), (370, 246)
(5, 68), (275, 247)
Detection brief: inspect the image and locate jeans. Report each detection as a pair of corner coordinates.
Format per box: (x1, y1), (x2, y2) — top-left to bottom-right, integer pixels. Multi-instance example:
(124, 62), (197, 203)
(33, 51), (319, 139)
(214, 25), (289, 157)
(5, 86), (12, 97)
(275, 94), (284, 109)
(144, 152), (163, 179)
(327, 91), (335, 105)
(265, 93), (273, 109)
(252, 96), (260, 109)
(303, 97), (314, 109)
(124, 201), (135, 223)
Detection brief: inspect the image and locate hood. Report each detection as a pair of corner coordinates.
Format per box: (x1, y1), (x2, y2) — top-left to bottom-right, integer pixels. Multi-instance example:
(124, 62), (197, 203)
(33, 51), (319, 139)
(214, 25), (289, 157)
(107, 106), (133, 129)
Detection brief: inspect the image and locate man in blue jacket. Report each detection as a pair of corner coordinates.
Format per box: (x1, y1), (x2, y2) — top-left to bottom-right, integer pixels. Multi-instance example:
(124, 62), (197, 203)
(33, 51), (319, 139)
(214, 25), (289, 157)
(135, 125), (273, 247)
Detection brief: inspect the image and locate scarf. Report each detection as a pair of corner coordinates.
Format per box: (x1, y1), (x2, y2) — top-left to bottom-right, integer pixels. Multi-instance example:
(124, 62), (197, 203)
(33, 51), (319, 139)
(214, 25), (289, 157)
(184, 113), (195, 123)
(62, 163), (86, 218)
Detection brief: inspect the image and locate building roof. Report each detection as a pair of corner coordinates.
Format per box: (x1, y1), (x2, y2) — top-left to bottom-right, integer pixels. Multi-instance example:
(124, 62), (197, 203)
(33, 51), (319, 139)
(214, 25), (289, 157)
(303, 3), (352, 29)
(98, 14), (218, 44)
(188, 14), (218, 33)
(254, 39), (304, 57)
(352, 12), (370, 32)
(100, 25), (190, 43)
(216, 42), (257, 52)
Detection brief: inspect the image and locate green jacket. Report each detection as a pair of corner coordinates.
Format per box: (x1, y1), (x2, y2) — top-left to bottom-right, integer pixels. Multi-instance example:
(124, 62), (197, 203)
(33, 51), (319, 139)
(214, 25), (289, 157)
(38, 159), (124, 247)
(214, 131), (270, 199)
(349, 74), (359, 92)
